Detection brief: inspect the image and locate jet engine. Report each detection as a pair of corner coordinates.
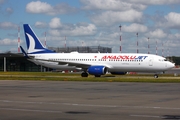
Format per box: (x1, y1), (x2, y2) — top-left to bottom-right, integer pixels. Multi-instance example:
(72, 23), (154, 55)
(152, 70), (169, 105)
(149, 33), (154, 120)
(87, 66), (107, 77)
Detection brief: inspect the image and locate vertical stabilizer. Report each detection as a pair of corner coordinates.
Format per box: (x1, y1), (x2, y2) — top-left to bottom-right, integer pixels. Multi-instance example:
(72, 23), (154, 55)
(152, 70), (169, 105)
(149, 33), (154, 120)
(23, 24), (54, 54)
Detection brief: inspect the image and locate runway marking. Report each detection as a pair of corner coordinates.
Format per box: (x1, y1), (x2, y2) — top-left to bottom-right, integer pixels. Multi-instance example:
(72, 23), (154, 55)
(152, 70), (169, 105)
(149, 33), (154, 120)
(63, 103), (118, 108)
(130, 114), (175, 119)
(130, 114), (161, 118)
(0, 108), (62, 113)
(1, 99), (180, 110)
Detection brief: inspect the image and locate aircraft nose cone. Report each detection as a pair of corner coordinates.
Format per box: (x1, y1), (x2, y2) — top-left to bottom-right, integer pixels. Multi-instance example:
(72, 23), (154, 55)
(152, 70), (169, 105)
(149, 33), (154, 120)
(168, 62), (175, 69)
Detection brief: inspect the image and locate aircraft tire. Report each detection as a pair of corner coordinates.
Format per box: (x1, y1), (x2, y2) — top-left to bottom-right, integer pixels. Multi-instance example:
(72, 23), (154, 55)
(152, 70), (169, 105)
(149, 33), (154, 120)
(94, 75), (101, 77)
(154, 74), (158, 78)
(81, 72), (88, 77)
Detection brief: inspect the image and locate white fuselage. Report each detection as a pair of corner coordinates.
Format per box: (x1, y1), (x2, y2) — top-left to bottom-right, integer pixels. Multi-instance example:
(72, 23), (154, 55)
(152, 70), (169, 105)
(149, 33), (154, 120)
(28, 52), (174, 73)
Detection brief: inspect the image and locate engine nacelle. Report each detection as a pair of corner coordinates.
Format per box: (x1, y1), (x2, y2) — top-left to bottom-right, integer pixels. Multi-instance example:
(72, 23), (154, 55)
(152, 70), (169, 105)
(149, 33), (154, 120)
(110, 72), (127, 75)
(87, 66), (107, 76)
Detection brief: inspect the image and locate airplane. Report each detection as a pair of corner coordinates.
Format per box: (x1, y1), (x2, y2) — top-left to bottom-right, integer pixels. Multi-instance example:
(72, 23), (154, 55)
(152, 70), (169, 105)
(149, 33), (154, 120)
(22, 24), (174, 78)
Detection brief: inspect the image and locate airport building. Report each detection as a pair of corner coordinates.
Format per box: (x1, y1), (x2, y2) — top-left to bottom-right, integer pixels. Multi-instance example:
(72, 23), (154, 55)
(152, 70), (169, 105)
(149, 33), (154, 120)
(48, 46), (111, 53)
(0, 53), (42, 72)
(0, 46), (112, 72)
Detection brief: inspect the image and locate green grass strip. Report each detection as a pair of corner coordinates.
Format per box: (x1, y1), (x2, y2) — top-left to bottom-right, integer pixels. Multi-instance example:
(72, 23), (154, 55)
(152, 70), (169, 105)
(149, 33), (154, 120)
(0, 72), (179, 83)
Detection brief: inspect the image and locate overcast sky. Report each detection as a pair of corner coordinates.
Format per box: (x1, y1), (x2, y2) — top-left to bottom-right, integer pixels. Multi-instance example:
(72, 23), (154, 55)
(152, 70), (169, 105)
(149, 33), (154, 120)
(1, 0), (180, 56)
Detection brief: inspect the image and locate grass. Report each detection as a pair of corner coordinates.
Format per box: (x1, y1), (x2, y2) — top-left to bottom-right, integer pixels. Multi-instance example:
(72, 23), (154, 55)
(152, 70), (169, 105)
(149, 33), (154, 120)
(0, 72), (179, 83)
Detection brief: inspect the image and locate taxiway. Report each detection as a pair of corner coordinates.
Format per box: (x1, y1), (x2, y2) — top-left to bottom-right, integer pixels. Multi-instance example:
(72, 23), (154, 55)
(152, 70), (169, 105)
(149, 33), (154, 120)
(0, 80), (180, 120)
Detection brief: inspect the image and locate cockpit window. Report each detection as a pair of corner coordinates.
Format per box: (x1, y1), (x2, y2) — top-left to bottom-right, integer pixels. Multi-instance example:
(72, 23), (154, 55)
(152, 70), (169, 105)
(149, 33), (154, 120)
(159, 59), (166, 61)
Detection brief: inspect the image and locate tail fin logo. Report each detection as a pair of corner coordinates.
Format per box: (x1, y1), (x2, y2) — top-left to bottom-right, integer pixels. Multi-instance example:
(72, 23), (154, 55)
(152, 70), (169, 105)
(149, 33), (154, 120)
(26, 33), (45, 53)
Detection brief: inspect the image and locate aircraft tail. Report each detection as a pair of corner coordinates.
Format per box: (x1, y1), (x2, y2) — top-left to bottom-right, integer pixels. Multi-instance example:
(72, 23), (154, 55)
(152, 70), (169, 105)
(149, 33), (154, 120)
(23, 24), (54, 54)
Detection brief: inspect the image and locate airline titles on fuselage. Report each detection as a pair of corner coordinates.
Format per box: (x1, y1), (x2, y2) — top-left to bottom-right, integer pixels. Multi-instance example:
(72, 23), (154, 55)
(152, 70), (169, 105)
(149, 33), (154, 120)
(101, 55), (148, 60)
(48, 55), (148, 61)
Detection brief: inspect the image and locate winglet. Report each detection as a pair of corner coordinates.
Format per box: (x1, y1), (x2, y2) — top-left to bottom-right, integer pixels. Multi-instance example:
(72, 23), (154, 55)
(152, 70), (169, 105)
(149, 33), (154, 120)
(23, 24), (55, 54)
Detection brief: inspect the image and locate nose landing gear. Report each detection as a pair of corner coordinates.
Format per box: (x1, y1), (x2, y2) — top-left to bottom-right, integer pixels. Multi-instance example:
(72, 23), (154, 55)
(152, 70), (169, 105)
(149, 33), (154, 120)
(154, 74), (158, 78)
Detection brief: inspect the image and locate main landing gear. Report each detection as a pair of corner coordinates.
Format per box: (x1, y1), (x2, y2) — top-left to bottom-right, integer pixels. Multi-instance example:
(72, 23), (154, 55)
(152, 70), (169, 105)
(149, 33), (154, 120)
(81, 72), (88, 77)
(81, 72), (101, 77)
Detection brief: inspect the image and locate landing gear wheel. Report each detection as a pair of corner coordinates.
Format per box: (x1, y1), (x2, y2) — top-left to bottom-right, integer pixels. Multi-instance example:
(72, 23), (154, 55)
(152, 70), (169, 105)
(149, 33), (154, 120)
(154, 74), (158, 78)
(81, 72), (88, 77)
(94, 75), (101, 77)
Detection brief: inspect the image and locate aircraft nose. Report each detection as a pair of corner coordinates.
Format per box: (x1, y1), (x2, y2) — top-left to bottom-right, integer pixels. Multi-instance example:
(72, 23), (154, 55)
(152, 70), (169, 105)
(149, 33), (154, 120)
(168, 62), (175, 69)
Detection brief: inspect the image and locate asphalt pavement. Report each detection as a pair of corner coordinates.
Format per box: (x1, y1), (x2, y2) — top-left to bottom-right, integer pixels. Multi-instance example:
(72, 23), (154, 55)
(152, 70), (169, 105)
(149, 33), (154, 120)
(0, 80), (180, 120)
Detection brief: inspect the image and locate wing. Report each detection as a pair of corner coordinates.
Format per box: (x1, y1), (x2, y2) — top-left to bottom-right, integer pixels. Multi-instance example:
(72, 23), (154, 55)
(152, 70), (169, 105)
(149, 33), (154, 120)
(34, 58), (112, 70)
(35, 58), (92, 69)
